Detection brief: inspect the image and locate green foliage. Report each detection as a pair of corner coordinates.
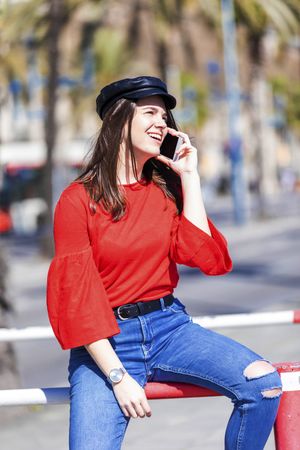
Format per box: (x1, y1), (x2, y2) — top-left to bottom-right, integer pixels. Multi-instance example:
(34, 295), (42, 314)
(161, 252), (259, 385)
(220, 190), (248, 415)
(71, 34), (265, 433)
(181, 71), (208, 128)
(270, 76), (300, 134)
(235, 1), (267, 33)
(2, 0), (299, 132)
(197, 0), (300, 40)
(286, 86), (300, 134)
(93, 28), (130, 85)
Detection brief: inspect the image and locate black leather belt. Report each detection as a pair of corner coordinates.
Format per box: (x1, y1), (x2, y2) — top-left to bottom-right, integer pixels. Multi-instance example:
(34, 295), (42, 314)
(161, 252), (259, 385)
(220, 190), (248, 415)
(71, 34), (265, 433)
(113, 294), (174, 321)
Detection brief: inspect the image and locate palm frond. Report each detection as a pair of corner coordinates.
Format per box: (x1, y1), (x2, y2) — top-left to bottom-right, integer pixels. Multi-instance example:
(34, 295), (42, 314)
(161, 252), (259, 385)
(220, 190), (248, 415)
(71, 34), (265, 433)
(256, 0), (299, 38)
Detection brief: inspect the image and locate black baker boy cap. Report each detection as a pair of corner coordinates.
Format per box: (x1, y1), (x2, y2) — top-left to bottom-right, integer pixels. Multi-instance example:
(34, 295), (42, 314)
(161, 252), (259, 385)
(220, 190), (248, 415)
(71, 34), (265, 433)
(96, 76), (177, 120)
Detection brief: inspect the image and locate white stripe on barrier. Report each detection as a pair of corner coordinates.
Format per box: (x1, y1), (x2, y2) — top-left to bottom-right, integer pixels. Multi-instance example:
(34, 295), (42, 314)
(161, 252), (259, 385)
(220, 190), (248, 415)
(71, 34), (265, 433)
(0, 326), (54, 342)
(1, 370), (299, 406)
(0, 387), (69, 406)
(0, 310), (297, 342)
(281, 372), (300, 392)
(193, 310), (295, 328)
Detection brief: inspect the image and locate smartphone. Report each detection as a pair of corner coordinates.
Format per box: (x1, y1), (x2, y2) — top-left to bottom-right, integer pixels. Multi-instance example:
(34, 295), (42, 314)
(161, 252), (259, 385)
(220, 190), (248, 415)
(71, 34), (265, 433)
(160, 134), (183, 161)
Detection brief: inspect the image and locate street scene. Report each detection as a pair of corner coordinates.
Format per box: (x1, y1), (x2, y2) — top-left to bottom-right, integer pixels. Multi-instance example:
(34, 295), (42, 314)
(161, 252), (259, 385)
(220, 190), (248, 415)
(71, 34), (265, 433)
(1, 0), (300, 449)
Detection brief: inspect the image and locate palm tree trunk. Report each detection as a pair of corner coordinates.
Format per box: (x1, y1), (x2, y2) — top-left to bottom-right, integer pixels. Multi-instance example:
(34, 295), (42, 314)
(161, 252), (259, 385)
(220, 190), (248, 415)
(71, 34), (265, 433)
(40, 0), (64, 256)
(249, 34), (278, 217)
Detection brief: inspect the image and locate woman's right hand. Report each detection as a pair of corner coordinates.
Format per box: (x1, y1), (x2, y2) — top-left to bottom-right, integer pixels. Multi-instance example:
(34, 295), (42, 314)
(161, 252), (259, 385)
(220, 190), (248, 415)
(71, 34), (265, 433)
(84, 339), (151, 419)
(112, 373), (152, 419)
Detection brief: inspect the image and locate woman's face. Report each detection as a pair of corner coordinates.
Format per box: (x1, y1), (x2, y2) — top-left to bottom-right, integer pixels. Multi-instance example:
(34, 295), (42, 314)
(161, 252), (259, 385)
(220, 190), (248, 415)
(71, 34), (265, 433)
(129, 95), (168, 162)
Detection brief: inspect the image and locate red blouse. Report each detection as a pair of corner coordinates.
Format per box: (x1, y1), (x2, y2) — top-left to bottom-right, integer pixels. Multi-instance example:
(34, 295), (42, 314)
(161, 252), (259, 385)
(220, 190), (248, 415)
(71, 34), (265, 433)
(46, 180), (232, 350)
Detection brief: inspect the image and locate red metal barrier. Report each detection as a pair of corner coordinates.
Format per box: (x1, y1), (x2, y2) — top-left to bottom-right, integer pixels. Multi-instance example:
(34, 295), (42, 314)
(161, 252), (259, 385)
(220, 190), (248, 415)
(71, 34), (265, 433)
(293, 310), (300, 324)
(0, 362), (299, 447)
(145, 382), (220, 400)
(144, 362), (300, 450)
(274, 362), (300, 450)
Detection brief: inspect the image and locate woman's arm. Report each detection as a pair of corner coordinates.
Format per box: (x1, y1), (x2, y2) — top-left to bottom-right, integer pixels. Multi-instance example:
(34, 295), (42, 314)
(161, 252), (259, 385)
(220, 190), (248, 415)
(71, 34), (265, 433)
(180, 171), (211, 236)
(157, 129), (232, 275)
(157, 128), (211, 235)
(85, 339), (152, 419)
(47, 185), (120, 349)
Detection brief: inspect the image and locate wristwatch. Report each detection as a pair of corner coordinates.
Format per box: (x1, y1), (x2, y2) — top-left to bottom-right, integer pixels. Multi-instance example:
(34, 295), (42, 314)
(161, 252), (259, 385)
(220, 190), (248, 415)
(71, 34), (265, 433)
(107, 367), (127, 385)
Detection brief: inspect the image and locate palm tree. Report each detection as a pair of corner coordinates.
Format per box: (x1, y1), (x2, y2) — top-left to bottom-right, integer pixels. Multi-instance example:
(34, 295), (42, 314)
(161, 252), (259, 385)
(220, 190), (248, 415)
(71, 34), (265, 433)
(147, 0), (300, 218)
(0, 0), (110, 254)
(2, 0), (299, 222)
(196, 1), (300, 209)
(37, 0), (66, 254)
(232, 1), (300, 211)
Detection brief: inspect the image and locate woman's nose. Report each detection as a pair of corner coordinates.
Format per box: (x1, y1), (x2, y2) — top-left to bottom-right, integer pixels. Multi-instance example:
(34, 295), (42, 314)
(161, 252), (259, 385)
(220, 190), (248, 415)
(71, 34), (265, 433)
(154, 117), (167, 128)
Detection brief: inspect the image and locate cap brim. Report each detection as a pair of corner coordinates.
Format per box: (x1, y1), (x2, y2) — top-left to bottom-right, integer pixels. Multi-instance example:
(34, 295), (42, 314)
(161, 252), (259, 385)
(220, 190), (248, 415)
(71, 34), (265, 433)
(124, 87), (176, 109)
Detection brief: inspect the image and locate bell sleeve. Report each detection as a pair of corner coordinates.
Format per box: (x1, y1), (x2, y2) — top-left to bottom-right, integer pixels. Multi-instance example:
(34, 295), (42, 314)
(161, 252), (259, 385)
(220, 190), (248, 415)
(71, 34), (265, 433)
(46, 185), (120, 350)
(170, 213), (233, 275)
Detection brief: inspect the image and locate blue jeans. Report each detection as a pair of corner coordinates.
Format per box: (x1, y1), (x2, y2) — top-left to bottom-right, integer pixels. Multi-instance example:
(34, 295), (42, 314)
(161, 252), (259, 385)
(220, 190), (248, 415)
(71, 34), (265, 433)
(68, 298), (282, 450)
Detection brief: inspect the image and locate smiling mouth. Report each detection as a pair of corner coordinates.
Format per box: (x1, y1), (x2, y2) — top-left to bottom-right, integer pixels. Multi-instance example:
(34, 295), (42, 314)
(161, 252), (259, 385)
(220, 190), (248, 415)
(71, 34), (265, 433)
(147, 133), (163, 143)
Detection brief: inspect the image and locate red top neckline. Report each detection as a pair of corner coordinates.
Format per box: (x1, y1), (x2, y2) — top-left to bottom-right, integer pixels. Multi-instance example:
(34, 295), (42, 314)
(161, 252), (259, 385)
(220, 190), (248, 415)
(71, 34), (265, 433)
(119, 178), (148, 189)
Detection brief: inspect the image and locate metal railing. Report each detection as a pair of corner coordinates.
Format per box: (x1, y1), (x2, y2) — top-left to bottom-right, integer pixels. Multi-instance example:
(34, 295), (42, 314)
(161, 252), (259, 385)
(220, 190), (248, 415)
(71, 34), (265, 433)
(0, 309), (299, 342)
(0, 362), (300, 450)
(0, 309), (299, 448)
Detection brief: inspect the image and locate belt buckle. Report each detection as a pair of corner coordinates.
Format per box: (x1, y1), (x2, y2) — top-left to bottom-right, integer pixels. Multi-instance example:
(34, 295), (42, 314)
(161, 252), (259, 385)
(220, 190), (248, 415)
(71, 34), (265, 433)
(117, 305), (131, 321)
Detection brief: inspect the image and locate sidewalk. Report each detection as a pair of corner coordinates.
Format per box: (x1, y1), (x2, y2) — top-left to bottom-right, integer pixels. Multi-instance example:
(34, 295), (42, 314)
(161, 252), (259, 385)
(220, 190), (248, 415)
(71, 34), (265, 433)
(0, 203), (299, 449)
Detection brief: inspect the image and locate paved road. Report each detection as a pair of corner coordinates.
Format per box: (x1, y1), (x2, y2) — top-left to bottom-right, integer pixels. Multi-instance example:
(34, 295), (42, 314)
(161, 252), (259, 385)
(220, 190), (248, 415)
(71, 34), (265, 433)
(0, 210), (299, 449)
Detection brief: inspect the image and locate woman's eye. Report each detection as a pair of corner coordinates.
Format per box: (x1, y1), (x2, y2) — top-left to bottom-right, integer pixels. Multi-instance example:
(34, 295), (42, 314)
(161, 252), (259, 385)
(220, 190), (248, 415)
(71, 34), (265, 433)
(144, 111), (167, 123)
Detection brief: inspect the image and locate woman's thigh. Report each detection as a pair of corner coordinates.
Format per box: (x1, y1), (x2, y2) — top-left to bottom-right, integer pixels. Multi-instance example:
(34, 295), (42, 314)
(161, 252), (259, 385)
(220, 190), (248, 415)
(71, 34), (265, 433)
(150, 305), (268, 400)
(68, 350), (129, 450)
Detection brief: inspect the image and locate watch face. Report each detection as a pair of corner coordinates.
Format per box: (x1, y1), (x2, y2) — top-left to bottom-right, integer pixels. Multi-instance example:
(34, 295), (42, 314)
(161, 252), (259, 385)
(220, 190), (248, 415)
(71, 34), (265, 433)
(110, 368), (124, 383)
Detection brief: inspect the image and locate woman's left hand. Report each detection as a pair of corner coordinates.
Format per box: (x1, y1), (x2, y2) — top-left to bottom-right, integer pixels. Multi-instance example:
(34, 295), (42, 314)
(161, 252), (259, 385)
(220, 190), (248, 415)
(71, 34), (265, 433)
(155, 128), (198, 176)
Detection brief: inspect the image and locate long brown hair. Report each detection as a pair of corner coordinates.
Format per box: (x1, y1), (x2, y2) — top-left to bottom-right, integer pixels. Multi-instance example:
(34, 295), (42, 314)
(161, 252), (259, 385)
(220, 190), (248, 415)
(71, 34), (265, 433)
(76, 98), (182, 221)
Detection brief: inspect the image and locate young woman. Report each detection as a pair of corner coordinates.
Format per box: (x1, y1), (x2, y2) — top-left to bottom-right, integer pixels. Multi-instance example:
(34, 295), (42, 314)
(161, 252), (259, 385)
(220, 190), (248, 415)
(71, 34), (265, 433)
(47, 76), (282, 450)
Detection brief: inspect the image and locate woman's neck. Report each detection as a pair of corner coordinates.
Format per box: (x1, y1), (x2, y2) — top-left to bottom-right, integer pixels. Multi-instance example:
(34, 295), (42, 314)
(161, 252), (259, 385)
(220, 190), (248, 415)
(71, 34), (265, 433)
(117, 166), (144, 185)
(117, 147), (146, 185)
